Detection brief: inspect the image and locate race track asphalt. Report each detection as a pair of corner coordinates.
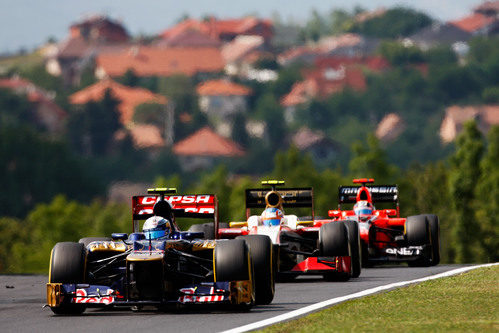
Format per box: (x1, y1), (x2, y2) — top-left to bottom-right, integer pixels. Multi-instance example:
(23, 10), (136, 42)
(0, 265), (465, 332)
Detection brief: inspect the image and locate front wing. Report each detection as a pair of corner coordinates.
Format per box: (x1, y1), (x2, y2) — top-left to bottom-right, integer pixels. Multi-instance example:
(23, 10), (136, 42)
(46, 280), (253, 309)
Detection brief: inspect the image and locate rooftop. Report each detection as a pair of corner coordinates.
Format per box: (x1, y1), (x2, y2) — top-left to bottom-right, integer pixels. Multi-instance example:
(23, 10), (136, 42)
(196, 79), (252, 96)
(173, 126), (245, 157)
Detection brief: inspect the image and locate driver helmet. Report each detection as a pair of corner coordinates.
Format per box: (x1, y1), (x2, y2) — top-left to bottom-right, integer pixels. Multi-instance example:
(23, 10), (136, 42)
(354, 201), (374, 220)
(143, 216), (171, 239)
(261, 207), (284, 226)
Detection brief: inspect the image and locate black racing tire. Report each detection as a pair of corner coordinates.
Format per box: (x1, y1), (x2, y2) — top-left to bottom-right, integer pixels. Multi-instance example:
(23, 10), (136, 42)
(406, 215), (431, 267)
(343, 220), (362, 278)
(214, 239), (250, 282)
(319, 222), (350, 281)
(406, 215), (429, 246)
(49, 242), (86, 315)
(78, 237), (112, 248)
(237, 235), (274, 305)
(319, 222), (349, 256)
(424, 214), (440, 266)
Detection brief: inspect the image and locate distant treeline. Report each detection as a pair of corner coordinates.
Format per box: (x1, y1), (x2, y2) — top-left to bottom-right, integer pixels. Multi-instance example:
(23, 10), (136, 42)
(1, 121), (497, 273)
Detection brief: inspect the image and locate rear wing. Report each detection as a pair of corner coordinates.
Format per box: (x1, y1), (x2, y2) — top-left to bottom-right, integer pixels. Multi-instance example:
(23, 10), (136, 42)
(338, 185), (399, 204)
(245, 187), (314, 218)
(132, 194), (218, 234)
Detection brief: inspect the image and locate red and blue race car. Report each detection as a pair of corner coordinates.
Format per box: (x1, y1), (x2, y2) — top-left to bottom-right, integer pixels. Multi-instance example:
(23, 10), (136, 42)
(46, 188), (274, 314)
(218, 180), (360, 281)
(326, 178), (440, 267)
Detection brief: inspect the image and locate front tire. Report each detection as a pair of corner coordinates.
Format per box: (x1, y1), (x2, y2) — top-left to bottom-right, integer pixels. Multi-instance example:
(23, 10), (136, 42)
(343, 220), (362, 278)
(406, 215), (431, 267)
(49, 242), (86, 315)
(319, 222), (350, 281)
(237, 235), (274, 305)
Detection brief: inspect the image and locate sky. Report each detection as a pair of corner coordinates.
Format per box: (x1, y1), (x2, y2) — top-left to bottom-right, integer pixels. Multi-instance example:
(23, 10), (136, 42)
(0, 0), (481, 54)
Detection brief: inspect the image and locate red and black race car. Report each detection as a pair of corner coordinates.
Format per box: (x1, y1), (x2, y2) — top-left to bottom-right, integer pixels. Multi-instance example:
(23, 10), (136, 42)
(326, 178), (440, 267)
(218, 180), (360, 281)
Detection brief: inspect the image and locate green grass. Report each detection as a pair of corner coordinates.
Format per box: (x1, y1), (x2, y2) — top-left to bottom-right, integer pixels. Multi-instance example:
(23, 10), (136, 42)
(0, 51), (44, 72)
(262, 266), (498, 332)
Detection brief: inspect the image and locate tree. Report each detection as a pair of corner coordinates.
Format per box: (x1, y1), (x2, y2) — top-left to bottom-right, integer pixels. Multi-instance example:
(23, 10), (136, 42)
(349, 134), (397, 183)
(254, 93), (287, 150)
(66, 89), (122, 156)
(378, 41), (425, 66)
(448, 121), (484, 263)
(474, 126), (499, 262)
(120, 68), (139, 87)
(231, 113), (249, 148)
(348, 7), (432, 38)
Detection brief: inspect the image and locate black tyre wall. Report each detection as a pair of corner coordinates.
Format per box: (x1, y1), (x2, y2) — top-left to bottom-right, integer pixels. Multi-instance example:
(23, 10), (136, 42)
(319, 222), (349, 256)
(237, 235), (274, 305)
(424, 214), (441, 266)
(49, 242), (86, 283)
(214, 239), (249, 281)
(406, 215), (429, 246)
(343, 220), (362, 278)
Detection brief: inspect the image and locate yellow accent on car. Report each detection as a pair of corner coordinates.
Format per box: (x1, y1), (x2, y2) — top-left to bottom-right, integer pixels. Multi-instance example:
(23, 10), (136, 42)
(147, 187), (177, 194)
(88, 241), (127, 252)
(261, 180), (285, 186)
(296, 220), (314, 226)
(229, 221), (248, 228)
(46, 283), (62, 307)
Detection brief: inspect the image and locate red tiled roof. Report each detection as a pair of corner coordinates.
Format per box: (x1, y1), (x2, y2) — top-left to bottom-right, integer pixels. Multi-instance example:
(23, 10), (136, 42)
(222, 35), (264, 63)
(69, 79), (167, 124)
(173, 126), (245, 157)
(157, 29), (222, 48)
(160, 17), (273, 41)
(449, 13), (496, 33)
(281, 65), (366, 107)
(0, 77), (35, 90)
(96, 46), (225, 77)
(196, 79), (252, 96)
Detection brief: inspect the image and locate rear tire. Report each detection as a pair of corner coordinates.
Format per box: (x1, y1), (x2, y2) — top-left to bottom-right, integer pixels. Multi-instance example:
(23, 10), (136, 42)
(319, 222), (350, 281)
(424, 214), (440, 266)
(343, 220), (361, 278)
(78, 237), (111, 247)
(49, 242), (86, 315)
(406, 215), (431, 267)
(237, 235), (274, 305)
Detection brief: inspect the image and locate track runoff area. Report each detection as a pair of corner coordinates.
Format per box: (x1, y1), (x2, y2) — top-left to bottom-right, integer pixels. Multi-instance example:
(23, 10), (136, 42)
(222, 263), (499, 333)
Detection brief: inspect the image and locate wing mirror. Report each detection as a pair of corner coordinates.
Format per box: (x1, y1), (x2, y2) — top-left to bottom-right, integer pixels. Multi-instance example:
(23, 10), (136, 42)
(111, 233), (128, 241)
(384, 209), (397, 217)
(328, 210), (341, 218)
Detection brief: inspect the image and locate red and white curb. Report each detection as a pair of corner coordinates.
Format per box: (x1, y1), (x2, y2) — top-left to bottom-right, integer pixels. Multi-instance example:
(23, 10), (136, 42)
(222, 263), (498, 333)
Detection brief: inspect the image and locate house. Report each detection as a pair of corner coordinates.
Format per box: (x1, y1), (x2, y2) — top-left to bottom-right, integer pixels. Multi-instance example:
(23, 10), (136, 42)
(0, 76), (67, 134)
(222, 35), (274, 79)
(449, 1), (499, 35)
(160, 16), (274, 45)
(172, 126), (245, 171)
(277, 34), (379, 66)
(281, 62), (367, 123)
(196, 79), (252, 136)
(70, 79), (171, 148)
(154, 29), (222, 48)
(291, 127), (340, 166)
(440, 105), (499, 143)
(45, 15), (131, 86)
(95, 46), (225, 78)
(405, 23), (471, 50)
(69, 79), (168, 125)
(69, 15), (129, 43)
(375, 113), (406, 143)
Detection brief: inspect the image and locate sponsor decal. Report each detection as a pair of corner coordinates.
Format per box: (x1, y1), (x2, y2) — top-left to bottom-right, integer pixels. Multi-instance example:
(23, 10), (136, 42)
(74, 288), (114, 304)
(385, 246), (422, 256)
(139, 195), (213, 205)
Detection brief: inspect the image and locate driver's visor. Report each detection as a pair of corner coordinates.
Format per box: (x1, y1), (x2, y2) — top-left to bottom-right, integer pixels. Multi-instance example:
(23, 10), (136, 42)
(355, 208), (372, 216)
(144, 229), (166, 239)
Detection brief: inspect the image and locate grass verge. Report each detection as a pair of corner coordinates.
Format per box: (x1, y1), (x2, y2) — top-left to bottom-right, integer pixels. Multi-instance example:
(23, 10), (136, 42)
(262, 266), (498, 332)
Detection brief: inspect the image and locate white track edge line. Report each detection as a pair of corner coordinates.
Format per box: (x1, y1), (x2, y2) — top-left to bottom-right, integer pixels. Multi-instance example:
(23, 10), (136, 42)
(222, 263), (499, 333)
